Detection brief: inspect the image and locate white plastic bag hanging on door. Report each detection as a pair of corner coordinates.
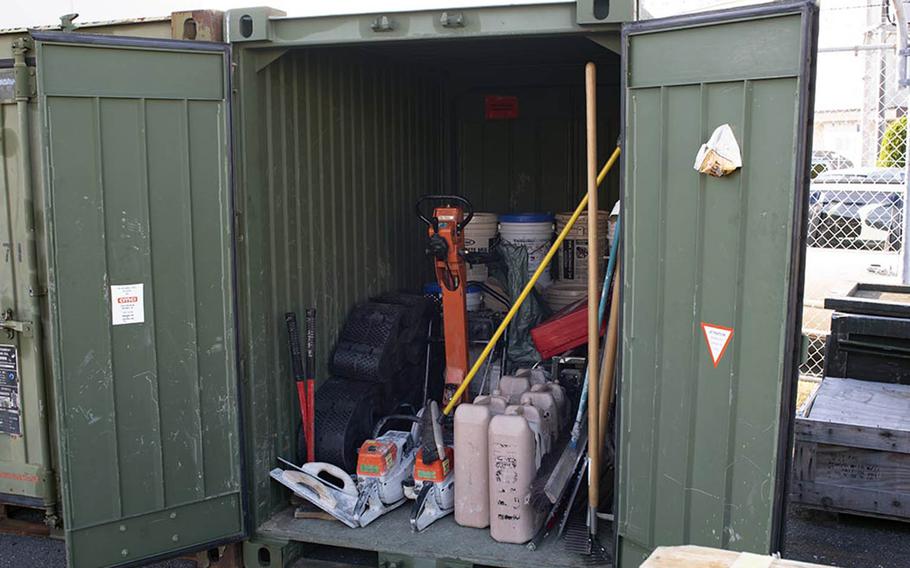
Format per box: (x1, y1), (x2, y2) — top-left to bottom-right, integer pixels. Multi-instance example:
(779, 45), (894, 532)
(694, 124), (742, 177)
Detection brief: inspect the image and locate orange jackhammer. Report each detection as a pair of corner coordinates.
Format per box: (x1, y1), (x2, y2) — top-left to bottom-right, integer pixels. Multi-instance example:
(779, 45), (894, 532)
(416, 195), (475, 407)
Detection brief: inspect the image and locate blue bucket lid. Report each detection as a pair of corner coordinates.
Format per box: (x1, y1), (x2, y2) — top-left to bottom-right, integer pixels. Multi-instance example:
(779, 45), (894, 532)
(499, 213), (554, 223)
(423, 282), (482, 294)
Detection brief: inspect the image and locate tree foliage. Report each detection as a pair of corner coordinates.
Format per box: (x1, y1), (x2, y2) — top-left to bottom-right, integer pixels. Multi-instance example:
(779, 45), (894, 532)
(878, 116), (906, 168)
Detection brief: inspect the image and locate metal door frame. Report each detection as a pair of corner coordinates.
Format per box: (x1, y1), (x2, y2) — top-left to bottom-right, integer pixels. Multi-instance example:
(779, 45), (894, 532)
(31, 30), (250, 568)
(616, 0), (819, 556)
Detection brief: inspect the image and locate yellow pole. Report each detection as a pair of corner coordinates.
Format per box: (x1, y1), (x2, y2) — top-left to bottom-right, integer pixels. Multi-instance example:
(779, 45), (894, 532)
(442, 144), (621, 416)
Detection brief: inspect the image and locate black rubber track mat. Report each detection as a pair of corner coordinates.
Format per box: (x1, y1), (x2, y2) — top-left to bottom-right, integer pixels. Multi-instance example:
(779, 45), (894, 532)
(311, 377), (379, 472)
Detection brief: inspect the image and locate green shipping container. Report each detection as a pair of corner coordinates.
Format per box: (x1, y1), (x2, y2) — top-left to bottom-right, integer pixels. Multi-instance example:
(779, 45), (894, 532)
(0, 1), (818, 566)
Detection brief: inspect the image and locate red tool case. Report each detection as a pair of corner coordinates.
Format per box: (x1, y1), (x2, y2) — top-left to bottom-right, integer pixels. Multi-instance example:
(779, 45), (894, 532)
(531, 299), (606, 360)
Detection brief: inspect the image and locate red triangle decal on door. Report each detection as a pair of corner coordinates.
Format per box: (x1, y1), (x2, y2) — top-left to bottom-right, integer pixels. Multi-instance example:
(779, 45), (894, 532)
(701, 322), (734, 368)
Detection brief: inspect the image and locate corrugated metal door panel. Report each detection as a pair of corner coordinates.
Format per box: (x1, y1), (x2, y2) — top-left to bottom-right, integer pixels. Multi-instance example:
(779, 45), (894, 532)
(617, 2), (817, 566)
(34, 34), (244, 568)
(0, 89), (55, 506)
(233, 47), (445, 526)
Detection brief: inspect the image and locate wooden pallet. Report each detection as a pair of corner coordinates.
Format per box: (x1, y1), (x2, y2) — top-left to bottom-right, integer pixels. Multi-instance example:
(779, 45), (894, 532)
(791, 377), (910, 522)
(642, 545), (833, 567)
(0, 504), (52, 537)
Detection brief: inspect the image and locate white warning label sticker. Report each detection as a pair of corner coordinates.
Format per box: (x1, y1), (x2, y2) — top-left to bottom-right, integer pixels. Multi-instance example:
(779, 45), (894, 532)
(701, 322), (733, 368)
(111, 284), (145, 326)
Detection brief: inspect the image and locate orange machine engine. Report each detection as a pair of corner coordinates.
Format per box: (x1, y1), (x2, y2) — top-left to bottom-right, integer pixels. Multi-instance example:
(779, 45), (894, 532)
(414, 447), (454, 483)
(356, 438), (399, 477)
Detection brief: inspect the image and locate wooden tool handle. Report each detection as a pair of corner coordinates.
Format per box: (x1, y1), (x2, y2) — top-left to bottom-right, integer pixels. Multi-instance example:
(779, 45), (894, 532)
(585, 61), (600, 515)
(598, 262), (621, 453)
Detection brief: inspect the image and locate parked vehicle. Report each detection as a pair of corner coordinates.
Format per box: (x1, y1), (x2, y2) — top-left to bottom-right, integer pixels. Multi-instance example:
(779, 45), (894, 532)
(810, 149), (853, 178)
(807, 167), (904, 250)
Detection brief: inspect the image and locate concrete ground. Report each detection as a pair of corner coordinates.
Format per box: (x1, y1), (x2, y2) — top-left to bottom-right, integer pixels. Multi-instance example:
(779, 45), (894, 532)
(801, 247), (900, 334)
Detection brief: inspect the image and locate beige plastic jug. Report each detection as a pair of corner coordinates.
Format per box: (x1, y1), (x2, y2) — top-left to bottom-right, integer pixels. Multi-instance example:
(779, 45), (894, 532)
(514, 367), (548, 387)
(527, 382), (568, 424)
(454, 399), (505, 528)
(473, 392), (508, 415)
(544, 382), (568, 423)
(516, 403), (549, 459)
(499, 375), (530, 404)
(520, 387), (560, 448)
(478, 395), (508, 412)
(488, 406), (542, 544)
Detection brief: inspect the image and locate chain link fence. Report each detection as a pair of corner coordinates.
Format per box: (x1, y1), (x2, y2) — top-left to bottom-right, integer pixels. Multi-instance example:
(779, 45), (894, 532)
(801, 0), (907, 378)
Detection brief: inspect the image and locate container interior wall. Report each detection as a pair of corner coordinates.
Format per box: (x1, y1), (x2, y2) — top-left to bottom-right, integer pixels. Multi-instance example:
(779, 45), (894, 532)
(448, 43), (621, 212)
(236, 46), (446, 526)
(235, 36), (620, 529)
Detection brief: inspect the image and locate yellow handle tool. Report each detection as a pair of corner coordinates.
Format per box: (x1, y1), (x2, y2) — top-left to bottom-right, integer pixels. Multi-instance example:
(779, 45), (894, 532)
(442, 145), (621, 416)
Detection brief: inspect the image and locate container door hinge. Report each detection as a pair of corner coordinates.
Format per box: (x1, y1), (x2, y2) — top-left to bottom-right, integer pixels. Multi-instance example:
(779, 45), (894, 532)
(371, 15), (396, 32)
(11, 38), (36, 99)
(1, 309), (34, 339)
(440, 12), (465, 28)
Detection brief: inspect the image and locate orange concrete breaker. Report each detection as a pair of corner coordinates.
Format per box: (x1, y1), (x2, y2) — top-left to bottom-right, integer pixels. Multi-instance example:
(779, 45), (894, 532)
(416, 195), (475, 408)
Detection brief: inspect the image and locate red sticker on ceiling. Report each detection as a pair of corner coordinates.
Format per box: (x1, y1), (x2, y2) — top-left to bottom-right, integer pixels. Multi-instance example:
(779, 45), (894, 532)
(701, 322), (734, 368)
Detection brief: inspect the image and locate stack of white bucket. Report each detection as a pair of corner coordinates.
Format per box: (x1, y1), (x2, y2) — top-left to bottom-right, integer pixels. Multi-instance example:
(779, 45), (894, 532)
(453, 369), (567, 543)
(554, 210), (608, 282)
(544, 210), (609, 313)
(498, 213), (555, 289)
(463, 213), (499, 282)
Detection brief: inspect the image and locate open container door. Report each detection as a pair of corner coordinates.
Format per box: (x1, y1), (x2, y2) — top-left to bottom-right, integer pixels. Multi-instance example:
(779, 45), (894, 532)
(617, 1), (818, 566)
(32, 32), (245, 567)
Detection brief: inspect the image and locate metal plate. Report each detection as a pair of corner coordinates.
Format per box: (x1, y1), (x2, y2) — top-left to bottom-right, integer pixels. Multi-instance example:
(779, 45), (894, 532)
(0, 345), (21, 436)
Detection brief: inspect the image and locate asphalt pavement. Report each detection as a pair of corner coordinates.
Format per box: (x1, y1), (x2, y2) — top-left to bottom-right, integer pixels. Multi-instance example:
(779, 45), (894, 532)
(784, 505), (910, 568)
(0, 532), (194, 568)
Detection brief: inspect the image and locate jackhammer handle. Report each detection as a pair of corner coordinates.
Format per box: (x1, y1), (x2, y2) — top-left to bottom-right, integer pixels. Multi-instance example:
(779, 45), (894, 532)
(415, 195), (475, 232)
(285, 312), (304, 381)
(304, 309), (316, 379)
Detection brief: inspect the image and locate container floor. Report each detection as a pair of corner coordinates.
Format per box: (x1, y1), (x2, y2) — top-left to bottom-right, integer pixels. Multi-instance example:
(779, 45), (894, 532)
(259, 506), (613, 568)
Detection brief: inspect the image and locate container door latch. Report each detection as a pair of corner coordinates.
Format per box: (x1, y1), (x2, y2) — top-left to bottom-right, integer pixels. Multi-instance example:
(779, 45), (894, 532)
(1, 309), (33, 339)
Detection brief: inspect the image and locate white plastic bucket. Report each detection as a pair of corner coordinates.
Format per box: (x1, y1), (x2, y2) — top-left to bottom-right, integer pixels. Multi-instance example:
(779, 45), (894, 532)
(463, 212), (498, 282)
(466, 285), (484, 312)
(499, 213), (554, 288)
(608, 200), (620, 244)
(543, 281), (587, 313)
(423, 283), (484, 312)
(555, 211), (608, 282)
